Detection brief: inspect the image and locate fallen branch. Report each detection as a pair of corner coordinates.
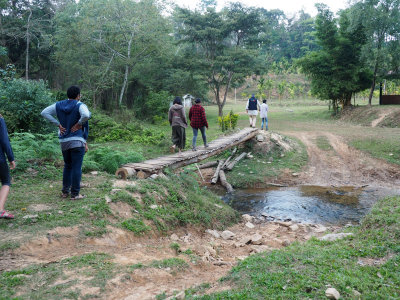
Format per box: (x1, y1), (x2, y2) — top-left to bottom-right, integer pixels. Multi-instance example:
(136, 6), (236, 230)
(219, 170), (234, 193)
(195, 163), (205, 182)
(198, 161), (219, 169)
(225, 152), (247, 171)
(221, 147), (237, 170)
(211, 160), (224, 184)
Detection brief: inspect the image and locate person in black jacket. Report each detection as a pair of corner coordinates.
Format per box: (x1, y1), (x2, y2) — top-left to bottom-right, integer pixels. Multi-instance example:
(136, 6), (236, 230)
(0, 115), (16, 219)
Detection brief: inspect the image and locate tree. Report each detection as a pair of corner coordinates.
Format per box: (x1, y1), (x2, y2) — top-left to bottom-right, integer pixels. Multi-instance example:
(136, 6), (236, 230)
(54, 0), (171, 108)
(357, 0), (400, 105)
(175, 3), (263, 116)
(297, 5), (371, 114)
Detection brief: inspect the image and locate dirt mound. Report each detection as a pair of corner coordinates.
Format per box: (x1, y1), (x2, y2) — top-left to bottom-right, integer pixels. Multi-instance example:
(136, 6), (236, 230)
(339, 106), (400, 127)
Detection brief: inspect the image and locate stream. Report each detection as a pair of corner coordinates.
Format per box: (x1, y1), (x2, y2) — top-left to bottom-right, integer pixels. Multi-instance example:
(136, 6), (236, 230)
(222, 185), (400, 225)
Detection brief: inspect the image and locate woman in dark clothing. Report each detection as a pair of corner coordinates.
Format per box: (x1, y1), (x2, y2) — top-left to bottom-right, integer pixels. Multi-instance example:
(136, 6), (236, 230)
(189, 98), (209, 151)
(168, 97), (187, 154)
(0, 115), (16, 219)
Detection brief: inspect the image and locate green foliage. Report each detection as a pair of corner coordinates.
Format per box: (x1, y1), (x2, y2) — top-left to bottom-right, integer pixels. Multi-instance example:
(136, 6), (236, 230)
(297, 5), (371, 113)
(121, 218), (150, 235)
(0, 79), (54, 133)
(84, 146), (144, 174)
(90, 112), (167, 144)
(135, 90), (172, 123)
(10, 132), (60, 172)
(218, 111), (239, 132)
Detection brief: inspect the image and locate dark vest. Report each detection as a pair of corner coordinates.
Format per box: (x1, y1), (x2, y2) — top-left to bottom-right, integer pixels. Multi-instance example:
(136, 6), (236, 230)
(248, 97), (258, 110)
(55, 100), (84, 141)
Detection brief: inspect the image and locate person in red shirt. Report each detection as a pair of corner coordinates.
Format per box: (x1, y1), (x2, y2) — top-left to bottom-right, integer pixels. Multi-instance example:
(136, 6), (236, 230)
(189, 98), (209, 151)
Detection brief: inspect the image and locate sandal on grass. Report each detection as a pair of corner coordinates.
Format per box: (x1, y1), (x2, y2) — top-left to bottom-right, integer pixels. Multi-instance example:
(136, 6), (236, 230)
(0, 210), (14, 219)
(61, 193), (69, 198)
(70, 194), (86, 200)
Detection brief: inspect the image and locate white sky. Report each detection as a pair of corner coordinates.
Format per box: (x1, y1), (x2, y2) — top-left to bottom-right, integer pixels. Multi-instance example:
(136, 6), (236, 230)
(172, 0), (350, 16)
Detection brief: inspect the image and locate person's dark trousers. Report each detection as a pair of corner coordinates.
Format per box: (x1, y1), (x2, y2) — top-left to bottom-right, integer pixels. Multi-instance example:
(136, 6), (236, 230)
(172, 125), (186, 150)
(62, 147), (85, 197)
(192, 126), (207, 148)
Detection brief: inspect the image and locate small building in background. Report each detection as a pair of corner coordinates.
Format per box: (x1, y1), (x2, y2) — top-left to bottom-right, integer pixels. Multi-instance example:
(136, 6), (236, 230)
(182, 94), (194, 108)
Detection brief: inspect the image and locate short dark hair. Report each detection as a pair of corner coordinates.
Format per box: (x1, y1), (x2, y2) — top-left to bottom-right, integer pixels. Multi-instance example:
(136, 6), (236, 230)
(173, 96), (182, 105)
(195, 98), (201, 103)
(67, 86), (80, 99)
(263, 99), (267, 103)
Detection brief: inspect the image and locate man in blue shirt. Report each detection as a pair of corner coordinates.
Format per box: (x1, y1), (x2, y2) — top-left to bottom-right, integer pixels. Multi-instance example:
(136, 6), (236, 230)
(41, 86), (91, 200)
(0, 115), (16, 219)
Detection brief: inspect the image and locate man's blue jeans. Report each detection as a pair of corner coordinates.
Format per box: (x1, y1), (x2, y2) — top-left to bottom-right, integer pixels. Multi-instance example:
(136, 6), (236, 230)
(192, 127), (207, 147)
(62, 147), (85, 197)
(261, 117), (268, 130)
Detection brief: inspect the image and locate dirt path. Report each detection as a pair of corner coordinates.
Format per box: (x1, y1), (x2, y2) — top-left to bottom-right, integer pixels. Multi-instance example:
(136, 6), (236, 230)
(5, 216), (333, 299)
(371, 111), (392, 127)
(4, 129), (400, 299)
(284, 131), (400, 188)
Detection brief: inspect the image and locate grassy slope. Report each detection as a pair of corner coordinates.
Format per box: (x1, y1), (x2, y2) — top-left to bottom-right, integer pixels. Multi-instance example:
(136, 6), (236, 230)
(197, 196), (400, 299)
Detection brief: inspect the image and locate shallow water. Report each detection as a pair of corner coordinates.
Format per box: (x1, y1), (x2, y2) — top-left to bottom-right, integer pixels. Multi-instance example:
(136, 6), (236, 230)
(222, 185), (399, 225)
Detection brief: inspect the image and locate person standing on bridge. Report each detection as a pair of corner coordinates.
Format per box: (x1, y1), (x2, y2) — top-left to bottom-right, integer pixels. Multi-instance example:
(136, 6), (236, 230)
(189, 98), (209, 151)
(168, 96), (187, 154)
(246, 94), (261, 128)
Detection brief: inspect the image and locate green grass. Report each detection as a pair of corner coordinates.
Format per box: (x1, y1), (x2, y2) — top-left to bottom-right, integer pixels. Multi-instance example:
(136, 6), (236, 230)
(195, 196), (400, 299)
(113, 174), (239, 232)
(350, 138), (400, 165)
(316, 135), (333, 151)
(226, 137), (308, 188)
(0, 253), (116, 299)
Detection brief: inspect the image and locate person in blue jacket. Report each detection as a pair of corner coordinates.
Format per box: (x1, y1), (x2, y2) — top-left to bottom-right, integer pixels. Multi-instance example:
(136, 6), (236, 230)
(41, 86), (91, 200)
(0, 115), (16, 219)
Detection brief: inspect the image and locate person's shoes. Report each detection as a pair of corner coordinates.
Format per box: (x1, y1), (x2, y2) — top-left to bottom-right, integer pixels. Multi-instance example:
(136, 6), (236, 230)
(204, 144), (209, 148)
(61, 193), (69, 198)
(192, 146), (197, 151)
(170, 145), (176, 153)
(0, 210), (14, 219)
(70, 194), (86, 200)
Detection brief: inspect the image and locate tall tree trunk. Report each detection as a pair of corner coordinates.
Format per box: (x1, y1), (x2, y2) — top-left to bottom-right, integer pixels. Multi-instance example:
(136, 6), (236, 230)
(221, 71), (233, 116)
(25, 9), (32, 80)
(119, 33), (133, 107)
(368, 62), (378, 106)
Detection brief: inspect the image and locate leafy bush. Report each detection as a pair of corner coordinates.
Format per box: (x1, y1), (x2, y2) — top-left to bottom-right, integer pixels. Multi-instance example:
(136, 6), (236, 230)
(83, 146), (144, 174)
(0, 79), (54, 133)
(218, 110), (239, 132)
(142, 90), (172, 123)
(10, 132), (60, 172)
(90, 112), (167, 144)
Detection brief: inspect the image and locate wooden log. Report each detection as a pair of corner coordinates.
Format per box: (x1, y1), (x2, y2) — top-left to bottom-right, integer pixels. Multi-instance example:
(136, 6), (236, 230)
(211, 160), (224, 184)
(221, 147), (237, 170)
(225, 152), (247, 171)
(198, 161), (219, 169)
(219, 170), (234, 193)
(137, 170), (150, 179)
(115, 167), (137, 180)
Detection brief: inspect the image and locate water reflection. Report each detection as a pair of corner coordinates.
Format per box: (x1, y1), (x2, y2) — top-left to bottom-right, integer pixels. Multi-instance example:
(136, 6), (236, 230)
(222, 185), (398, 225)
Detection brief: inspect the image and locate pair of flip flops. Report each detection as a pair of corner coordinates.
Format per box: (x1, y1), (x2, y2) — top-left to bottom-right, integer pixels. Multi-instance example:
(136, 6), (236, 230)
(0, 210), (14, 219)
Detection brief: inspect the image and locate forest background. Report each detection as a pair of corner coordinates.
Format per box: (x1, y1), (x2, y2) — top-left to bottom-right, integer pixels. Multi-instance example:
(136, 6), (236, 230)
(1, 0), (400, 140)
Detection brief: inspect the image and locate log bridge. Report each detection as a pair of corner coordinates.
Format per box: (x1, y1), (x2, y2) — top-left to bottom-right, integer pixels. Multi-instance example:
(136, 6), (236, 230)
(116, 127), (258, 179)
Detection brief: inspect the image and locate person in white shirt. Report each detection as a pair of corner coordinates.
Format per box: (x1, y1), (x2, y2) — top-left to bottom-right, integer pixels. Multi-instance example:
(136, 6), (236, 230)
(260, 99), (269, 130)
(246, 94), (261, 128)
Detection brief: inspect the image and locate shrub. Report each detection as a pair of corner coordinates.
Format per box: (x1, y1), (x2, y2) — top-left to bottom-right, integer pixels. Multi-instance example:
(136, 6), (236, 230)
(89, 111), (167, 144)
(83, 146), (144, 174)
(218, 110), (239, 132)
(0, 79), (54, 133)
(10, 132), (60, 172)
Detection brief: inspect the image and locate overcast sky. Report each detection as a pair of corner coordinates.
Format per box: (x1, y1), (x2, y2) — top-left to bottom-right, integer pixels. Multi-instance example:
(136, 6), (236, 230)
(172, 0), (350, 16)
